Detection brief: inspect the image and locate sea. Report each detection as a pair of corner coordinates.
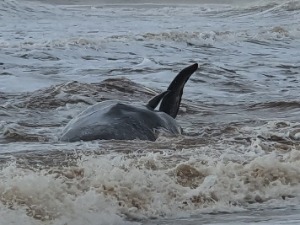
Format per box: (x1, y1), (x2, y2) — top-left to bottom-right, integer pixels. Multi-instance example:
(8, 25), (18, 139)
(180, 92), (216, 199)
(0, 0), (300, 224)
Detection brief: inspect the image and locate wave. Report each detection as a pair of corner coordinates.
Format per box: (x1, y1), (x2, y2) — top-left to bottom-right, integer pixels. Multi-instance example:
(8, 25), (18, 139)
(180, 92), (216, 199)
(1, 0), (299, 53)
(249, 101), (300, 110)
(0, 0), (60, 18)
(1, 0), (300, 19)
(1, 141), (300, 223)
(1, 27), (298, 52)
(219, 0), (300, 15)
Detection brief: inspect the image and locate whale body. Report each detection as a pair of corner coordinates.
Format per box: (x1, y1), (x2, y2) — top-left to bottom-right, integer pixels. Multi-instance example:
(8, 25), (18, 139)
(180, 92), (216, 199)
(60, 63), (198, 142)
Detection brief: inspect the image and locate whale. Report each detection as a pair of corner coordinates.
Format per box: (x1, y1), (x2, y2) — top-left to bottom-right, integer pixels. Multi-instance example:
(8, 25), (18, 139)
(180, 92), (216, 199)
(60, 63), (198, 142)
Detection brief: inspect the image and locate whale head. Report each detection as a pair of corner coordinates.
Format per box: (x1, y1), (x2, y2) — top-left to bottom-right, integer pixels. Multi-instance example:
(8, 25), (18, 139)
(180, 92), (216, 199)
(147, 63), (198, 118)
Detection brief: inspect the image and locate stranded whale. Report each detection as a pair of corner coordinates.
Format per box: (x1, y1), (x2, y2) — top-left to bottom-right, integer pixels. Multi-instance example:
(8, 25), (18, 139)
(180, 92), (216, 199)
(60, 63), (198, 142)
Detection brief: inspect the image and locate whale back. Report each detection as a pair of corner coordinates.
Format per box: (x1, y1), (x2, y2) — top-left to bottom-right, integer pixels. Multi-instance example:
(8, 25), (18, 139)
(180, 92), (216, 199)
(159, 63), (198, 118)
(60, 101), (181, 142)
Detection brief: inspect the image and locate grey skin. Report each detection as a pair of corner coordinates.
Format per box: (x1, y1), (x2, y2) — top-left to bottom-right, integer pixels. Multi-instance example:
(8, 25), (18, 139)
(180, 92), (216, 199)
(60, 63), (198, 142)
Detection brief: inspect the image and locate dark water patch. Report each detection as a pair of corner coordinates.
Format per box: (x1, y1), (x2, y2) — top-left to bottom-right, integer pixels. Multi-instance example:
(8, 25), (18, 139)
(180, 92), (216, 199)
(0, 136), (208, 168)
(16, 120), (61, 128)
(277, 64), (300, 69)
(262, 73), (275, 78)
(249, 101), (300, 111)
(186, 44), (224, 56)
(3, 126), (48, 142)
(189, 78), (206, 83)
(79, 65), (165, 76)
(0, 109), (11, 116)
(0, 72), (12, 76)
(0, 92), (18, 104)
(0, 149), (83, 169)
(142, 206), (300, 225)
(220, 81), (255, 94)
(219, 66), (237, 74)
(18, 52), (60, 61)
(187, 42), (218, 50)
(81, 55), (101, 61)
(144, 43), (160, 50)
(40, 68), (62, 76)
(257, 134), (295, 146)
(0, 112), (58, 143)
(282, 71), (299, 76)
(198, 63), (240, 79)
(245, 39), (271, 46)
(245, 38), (292, 49)
(14, 78), (157, 109)
(250, 53), (272, 57)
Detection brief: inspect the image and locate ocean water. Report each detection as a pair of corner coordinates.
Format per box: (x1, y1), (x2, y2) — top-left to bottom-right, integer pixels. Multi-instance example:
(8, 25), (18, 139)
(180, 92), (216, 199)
(1, 0), (300, 224)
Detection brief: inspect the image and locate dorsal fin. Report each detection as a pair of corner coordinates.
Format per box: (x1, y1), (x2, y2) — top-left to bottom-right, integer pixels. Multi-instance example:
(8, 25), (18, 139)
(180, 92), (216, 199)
(159, 63), (198, 118)
(146, 91), (170, 110)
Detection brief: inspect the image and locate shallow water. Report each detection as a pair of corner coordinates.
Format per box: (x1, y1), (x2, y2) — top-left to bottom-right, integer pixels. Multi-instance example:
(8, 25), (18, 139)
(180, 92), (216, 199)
(1, 0), (300, 224)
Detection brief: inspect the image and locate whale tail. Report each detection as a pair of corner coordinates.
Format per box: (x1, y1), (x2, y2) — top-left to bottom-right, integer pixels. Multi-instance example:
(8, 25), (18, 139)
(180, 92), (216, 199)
(159, 63), (198, 118)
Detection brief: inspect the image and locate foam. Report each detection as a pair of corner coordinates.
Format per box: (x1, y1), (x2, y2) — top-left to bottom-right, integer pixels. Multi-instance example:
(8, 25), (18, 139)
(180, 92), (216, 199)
(0, 161), (139, 224)
(2, 141), (300, 224)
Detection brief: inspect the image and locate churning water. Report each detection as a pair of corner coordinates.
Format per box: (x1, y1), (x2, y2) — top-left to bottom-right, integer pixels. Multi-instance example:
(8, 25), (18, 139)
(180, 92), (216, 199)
(0, 0), (300, 224)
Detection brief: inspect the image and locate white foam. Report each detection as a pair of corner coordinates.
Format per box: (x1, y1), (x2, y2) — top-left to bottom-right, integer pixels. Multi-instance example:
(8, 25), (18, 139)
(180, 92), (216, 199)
(2, 138), (300, 224)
